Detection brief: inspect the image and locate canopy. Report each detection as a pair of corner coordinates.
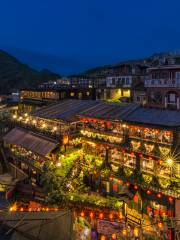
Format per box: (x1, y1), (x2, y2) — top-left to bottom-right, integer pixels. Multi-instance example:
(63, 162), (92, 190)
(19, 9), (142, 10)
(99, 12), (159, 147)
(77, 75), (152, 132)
(3, 128), (58, 156)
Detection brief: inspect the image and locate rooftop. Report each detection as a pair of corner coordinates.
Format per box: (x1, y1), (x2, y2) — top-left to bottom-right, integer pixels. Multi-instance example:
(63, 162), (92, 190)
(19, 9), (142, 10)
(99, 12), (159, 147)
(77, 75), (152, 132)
(30, 99), (180, 128)
(32, 99), (99, 123)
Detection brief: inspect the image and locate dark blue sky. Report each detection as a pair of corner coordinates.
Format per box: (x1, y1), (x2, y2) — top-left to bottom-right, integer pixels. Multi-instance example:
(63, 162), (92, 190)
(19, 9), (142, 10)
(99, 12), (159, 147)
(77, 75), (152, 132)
(1, 0), (180, 75)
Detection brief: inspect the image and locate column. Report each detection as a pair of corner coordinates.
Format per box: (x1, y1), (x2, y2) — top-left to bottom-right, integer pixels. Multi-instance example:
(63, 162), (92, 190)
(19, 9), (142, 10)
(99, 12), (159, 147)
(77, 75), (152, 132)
(165, 96), (167, 108)
(177, 97), (179, 110)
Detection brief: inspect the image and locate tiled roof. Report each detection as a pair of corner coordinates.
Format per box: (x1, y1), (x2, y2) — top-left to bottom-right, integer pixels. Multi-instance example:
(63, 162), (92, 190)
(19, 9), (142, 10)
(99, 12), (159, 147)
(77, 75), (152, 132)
(32, 99), (98, 122)
(79, 102), (139, 121)
(122, 107), (180, 127)
(3, 128), (58, 156)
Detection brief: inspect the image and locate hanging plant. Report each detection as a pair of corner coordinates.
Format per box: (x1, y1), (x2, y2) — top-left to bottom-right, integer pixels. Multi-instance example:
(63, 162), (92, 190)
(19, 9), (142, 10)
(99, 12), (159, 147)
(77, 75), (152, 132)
(142, 174), (153, 184)
(144, 143), (154, 153)
(159, 146), (170, 156)
(111, 164), (119, 173)
(131, 140), (141, 150)
(124, 167), (133, 177)
(158, 177), (171, 189)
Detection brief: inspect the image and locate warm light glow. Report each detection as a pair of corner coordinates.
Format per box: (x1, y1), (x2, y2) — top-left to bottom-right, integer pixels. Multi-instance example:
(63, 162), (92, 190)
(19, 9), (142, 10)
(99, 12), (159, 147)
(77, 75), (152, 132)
(80, 211), (85, 217)
(158, 222), (163, 229)
(134, 228), (139, 237)
(12, 114), (17, 119)
(56, 162), (61, 167)
(100, 236), (106, 240)
(99, 213), (103, 219)
(33, 120), (37, 124)
(166, 157), (174, 166)
(122, 229), (127, 236)
(111, 233), (116, 239)
(89, 212), (94, 218)
(63, 135), (69, 145)
(24, 113), (28, 117)
(53, 126), (57, 132)
(109, 213), (113, 220)
(42, 123), (46, 129)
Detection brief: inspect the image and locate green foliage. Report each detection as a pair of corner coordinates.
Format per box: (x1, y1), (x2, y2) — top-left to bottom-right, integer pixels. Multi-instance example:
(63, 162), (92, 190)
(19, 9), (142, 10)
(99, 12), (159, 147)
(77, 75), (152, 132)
(123, 167), (133, 177)
(158, 177), (171, 189)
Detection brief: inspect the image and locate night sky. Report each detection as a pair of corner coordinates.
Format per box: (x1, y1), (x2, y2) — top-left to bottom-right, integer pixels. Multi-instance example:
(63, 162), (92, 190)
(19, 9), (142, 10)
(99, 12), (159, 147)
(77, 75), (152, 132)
(1, 0), (180, 75)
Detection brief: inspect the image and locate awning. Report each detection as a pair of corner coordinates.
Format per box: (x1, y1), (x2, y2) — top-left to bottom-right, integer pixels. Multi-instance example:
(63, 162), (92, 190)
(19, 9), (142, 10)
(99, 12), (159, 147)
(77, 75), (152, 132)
(3, 128), (58, 156)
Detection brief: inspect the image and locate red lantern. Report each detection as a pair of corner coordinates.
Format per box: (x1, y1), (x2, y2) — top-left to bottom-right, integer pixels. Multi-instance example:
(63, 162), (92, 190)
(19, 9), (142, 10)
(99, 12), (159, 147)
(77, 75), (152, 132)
(139, 153), (143, 158)
(133, 195), (139, 203)
(99, 213), (103, 219)
(126, 182), (130, 187)
(89, 212), (94, 219)
(134, 185), (138, 190)
(109, 176), (113, 181)
(147, 190), (151, 195)
(168, 197), (173, 204)
(109, 213), (113, 220)
(80, 211), (85, 217)
(157, 193), (162, 198)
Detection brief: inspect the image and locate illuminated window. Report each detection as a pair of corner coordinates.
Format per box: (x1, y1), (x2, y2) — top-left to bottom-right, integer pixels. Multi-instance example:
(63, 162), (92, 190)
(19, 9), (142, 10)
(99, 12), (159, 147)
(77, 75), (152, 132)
(70, 92), (75, 97)
(86, 91), (90, 96)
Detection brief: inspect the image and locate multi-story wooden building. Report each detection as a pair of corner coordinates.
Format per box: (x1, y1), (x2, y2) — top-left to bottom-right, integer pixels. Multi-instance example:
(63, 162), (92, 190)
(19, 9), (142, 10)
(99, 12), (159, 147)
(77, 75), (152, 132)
(3, 100), (180, 238)
(145, 64), (180, 110)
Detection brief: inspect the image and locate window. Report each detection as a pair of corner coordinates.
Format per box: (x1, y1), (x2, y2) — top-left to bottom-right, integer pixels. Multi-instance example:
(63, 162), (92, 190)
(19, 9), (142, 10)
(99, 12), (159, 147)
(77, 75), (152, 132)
(122, 78), (125, 84)
(70, 92), (75, 97)
(137, 96), (140, 102)
(112, 78), (116, 85)
(126, 78), (129, 85)
(169, 93), (176, 103)
(176, 72), (180, 79)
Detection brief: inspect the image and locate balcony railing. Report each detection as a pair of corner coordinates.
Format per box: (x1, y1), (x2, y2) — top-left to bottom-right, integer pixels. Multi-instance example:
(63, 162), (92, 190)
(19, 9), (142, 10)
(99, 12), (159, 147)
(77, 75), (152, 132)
(145, 78), (180, 87)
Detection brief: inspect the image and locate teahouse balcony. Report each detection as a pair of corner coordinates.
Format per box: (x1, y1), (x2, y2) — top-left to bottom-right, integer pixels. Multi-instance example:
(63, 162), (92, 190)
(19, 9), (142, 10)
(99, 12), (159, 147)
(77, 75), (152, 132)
(145, 78), (180, 88)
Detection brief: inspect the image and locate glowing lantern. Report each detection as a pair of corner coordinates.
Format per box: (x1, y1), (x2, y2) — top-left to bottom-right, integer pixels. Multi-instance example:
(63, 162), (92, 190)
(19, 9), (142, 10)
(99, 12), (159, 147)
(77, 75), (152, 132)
(147, 190), (151, 195)
(134, 228), (139, 237)
(111, 233), (116, 239)
(133, 195), (139, 203)
(158, 222), (163, 229)
(109, 213), (113, 220)
(63, 135), (69, 145)
(126, 182), (130, 187)
(28, 208), (32, 212)
(168, 197), (173, 204)
(157, 193), (162, 198)
(122, 229), (127, 236)
(99, 213), (103, 219)
(100, 236), (106, 240)
(53, 126), (57, 132)
(89, 212), (94, 219)
(134, 185), (138, 190)
(80, 211), (85, 217)
(119, 212), (123, 220)
(20, 207), (24, 212)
